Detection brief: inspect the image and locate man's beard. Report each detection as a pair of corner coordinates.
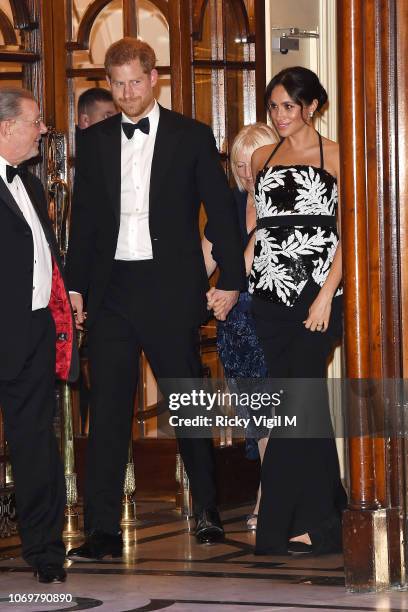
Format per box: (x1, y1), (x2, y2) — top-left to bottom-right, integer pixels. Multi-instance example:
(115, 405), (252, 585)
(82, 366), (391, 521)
(116, 96), (150, 119)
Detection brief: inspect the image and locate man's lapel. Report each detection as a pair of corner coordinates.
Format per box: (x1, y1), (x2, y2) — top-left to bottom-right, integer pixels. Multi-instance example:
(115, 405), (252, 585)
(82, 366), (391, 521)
(20, 172), (61, 259)
(98, 113), (122, 227)
(0, 169), (62, 261)
(0, 175), (27, 224)
(149, 106), (185, 210)
(89, 108), (184, 227)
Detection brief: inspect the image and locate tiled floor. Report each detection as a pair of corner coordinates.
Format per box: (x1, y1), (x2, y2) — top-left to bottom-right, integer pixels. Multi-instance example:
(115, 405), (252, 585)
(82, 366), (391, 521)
(0, 502), (408, 612)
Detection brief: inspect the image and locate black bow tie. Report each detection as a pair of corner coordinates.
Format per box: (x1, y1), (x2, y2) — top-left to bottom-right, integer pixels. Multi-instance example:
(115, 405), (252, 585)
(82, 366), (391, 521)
(6, 164), (27, 183)
(122, 117), (150, 138)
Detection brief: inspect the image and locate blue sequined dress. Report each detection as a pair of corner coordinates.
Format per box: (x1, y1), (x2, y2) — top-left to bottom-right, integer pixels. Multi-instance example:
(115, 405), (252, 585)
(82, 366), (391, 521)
(206, 189), (268, 441)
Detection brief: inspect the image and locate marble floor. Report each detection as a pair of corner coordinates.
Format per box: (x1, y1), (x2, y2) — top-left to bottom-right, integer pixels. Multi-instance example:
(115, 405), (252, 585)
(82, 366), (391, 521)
(0, 502), (408, 612)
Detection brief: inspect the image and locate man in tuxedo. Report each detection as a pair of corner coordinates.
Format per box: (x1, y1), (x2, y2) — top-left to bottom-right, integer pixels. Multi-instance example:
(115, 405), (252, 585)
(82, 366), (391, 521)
(0, 88), (78, 582)
(77, 87), (117, 129)
(66, 38), (245, 560)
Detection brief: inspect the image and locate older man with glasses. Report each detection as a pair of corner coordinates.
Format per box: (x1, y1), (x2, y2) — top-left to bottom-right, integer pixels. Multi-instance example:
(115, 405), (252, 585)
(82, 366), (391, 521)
(0, 87), (78, 583)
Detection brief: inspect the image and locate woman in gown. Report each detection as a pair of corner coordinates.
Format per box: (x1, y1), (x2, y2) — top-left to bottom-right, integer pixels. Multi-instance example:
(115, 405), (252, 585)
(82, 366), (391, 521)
(249, 67), (346, 555)
(202, 123), (275, 529)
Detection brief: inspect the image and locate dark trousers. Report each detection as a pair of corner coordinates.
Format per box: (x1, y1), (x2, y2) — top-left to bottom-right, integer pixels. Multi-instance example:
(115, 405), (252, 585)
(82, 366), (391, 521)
(0, 308), (66, 568)
(253, 283), (346, 553)
(84, 261), (216, 534)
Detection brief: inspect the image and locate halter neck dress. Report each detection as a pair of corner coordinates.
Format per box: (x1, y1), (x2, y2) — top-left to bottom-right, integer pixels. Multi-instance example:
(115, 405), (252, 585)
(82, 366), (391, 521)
(250, 134), (346, 555)
(249, 132), (342, 307)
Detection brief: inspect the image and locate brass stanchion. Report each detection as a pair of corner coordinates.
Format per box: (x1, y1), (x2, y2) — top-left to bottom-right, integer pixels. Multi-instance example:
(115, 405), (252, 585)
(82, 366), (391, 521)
(61, 330), (83, 538)
(5, 444), (13, 486)
(0, 444), (17, 537)
(61, 379), (80, 537)
(175, 453), (193, 518)
(46, 128), (79, 537)
(121, 438), (138, 549)
(121, 439), (137, 527)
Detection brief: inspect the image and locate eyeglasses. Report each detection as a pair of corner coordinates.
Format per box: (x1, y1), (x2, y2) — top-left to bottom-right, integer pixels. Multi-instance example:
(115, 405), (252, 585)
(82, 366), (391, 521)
(14, 117), (44, 128)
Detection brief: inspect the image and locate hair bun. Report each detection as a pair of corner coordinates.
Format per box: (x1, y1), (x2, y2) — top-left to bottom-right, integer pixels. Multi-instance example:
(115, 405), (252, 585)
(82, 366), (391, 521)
(264, 66), (329, 115)
(317, 86), (328, 111)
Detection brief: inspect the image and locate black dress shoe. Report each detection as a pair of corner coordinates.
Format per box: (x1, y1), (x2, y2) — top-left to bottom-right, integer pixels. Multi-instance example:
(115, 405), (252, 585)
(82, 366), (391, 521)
(34, 565), (66, 584)
(195, 508), (224, 544)
(67, 530), (123, 562)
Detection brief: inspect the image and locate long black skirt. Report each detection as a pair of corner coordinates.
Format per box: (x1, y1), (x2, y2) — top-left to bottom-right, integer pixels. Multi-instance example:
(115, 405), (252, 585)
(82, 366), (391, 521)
(252, 280), (346, 555)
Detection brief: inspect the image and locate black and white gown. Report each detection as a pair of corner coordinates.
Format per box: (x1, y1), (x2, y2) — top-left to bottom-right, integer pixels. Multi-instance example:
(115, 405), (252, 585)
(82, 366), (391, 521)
(250, 134), (346, 555)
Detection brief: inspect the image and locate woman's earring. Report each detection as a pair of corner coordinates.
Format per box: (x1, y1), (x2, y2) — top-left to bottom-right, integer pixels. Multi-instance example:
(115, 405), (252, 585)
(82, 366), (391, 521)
(309, 111), (314, 118)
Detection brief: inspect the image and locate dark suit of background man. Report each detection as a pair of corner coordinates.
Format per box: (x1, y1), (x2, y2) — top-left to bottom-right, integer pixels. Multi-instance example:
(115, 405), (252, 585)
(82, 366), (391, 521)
(76, 88), (118, 430)
(0, 88), (78, 583)
(66, 37), (245, 561)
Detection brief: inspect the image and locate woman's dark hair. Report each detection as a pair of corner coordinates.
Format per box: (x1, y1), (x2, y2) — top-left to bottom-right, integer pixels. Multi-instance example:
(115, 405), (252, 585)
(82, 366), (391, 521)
(264, 66), (328, 113)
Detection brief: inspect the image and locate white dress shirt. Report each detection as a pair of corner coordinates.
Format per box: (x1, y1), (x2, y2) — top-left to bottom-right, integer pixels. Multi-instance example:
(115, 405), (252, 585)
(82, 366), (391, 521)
(0, 155), (52, 310)
(115, 101), (160, 260)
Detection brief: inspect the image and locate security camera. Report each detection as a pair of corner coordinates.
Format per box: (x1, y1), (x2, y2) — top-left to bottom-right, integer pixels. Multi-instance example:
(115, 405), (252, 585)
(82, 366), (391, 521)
(272, 37), (299, 54)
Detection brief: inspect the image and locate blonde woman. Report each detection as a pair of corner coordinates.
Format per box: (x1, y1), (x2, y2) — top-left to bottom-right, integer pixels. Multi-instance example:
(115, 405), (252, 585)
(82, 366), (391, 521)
(202, 123), (275, 530)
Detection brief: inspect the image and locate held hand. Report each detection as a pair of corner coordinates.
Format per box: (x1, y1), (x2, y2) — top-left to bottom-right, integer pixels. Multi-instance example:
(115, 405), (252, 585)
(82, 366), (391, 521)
(207, 289), (239, 321)
(206, 287), (227, 314)
(69, 292), (87, 330)
(303, 293), (332, 333)
(206, 286), (217, 309)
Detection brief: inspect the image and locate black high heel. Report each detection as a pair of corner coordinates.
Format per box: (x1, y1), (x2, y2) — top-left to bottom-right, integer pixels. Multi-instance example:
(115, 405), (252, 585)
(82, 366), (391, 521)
(288, 514), (342, 556)
(287, 540), (313, 555)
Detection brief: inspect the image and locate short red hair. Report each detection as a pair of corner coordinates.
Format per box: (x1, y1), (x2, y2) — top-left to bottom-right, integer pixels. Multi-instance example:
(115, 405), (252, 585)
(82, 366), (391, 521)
(105, 38), (156, 76)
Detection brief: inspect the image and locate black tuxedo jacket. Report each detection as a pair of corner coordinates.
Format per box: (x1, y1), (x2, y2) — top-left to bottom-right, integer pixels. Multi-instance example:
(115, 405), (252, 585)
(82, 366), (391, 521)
(66, 106), (246, 327)
(0, 172), (78, 382)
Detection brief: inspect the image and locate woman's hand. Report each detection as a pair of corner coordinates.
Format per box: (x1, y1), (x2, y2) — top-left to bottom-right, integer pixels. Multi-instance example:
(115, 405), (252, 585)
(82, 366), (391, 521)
(206, 287), (239, 321)
(303, 291), (333, 332)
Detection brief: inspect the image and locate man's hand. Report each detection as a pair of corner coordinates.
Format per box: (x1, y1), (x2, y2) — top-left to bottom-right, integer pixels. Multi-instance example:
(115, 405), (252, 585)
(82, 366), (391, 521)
(206, 288), (239, 321)
(69, 292), (87, 330)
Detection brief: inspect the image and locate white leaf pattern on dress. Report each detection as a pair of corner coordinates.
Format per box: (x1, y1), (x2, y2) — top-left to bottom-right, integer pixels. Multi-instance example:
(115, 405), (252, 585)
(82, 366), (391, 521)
(312, 239), (338, 286)
(292, 167), (328, 215)
(279, 228), (326, 260)
(250, 164), (343, 307)
(256, 168), (295, 218)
